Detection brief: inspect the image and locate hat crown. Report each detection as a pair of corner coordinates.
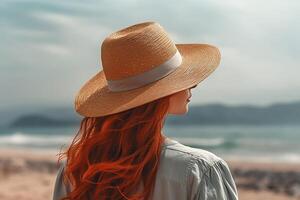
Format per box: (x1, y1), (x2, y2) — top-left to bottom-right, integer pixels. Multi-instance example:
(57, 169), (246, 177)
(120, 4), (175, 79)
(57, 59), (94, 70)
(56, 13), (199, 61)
(101, 21), (178, 81)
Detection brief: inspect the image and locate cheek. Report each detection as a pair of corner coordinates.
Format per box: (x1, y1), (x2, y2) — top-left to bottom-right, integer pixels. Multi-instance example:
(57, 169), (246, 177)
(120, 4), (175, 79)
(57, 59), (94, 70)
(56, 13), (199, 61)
(180, 92), (189, 106)
(170, 90), (189, 106)
(182, 90), (190, 101)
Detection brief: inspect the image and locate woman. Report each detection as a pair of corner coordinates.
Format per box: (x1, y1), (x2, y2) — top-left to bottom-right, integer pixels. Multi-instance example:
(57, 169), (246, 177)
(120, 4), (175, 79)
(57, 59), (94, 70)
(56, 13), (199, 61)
(53, 21), (238, 200)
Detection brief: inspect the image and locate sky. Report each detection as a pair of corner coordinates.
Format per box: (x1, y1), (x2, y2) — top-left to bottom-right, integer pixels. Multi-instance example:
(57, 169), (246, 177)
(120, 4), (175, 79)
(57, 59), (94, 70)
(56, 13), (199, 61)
(1, 0), (300, 110)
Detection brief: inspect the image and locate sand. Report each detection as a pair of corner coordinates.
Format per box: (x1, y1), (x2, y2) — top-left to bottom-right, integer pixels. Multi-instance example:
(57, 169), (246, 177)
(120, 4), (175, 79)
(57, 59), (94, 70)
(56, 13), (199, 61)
(0, 148), (300, 200)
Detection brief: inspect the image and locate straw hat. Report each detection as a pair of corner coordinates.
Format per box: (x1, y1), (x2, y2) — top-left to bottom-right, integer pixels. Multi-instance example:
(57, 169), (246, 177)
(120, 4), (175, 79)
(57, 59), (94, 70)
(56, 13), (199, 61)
(74, 21), (221, 117)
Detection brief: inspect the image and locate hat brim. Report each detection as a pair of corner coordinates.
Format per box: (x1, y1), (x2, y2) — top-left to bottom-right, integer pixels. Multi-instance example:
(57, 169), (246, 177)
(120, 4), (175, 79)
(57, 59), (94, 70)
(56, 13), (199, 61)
(74, 43), (221, 117)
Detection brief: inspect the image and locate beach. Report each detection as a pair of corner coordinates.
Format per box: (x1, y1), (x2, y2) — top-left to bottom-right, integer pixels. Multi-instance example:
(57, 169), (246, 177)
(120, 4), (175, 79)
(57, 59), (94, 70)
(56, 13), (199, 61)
(1, 149), (300, 200)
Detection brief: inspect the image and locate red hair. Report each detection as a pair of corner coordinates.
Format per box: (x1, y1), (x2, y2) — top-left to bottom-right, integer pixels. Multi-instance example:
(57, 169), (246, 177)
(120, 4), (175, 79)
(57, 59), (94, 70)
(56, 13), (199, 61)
(57, 94), (171, 200)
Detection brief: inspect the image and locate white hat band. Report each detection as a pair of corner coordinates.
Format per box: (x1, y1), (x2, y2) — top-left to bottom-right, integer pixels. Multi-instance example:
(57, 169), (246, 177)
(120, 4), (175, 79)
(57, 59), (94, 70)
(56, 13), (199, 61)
(107, 50), (183, 92)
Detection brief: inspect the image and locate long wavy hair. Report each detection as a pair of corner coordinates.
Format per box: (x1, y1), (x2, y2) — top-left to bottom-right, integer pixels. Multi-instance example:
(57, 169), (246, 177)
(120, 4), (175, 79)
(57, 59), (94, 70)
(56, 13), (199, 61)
(57, 94), (171, 200)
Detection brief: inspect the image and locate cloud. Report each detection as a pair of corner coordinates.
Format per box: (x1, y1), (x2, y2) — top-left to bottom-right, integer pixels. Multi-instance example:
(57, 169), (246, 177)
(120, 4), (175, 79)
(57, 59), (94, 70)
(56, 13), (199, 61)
(0, 0), (299, 110)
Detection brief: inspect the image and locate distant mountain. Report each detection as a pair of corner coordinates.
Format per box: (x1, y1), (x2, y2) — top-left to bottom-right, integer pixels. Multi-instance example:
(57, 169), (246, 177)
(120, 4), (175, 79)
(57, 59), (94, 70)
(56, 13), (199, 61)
(166, 101), (300, 125)
(10, 114), (80, 128)
(0, 104), (81, 127)
(4, 101), (300, 128)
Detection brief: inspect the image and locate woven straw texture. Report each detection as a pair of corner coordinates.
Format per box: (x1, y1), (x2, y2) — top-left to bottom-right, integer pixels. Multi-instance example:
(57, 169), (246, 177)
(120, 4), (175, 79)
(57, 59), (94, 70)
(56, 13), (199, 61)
(74, 22), (221, 117)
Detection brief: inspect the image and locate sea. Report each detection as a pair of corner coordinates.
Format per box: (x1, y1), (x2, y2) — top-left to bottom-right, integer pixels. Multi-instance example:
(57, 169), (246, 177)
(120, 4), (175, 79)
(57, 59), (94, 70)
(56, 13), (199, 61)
(1, 124), (300, 163)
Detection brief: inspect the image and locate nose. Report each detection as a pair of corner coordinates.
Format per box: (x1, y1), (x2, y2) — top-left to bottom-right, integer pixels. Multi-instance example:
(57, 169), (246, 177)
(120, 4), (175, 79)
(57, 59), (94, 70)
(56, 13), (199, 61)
(189, 89), (192, 98)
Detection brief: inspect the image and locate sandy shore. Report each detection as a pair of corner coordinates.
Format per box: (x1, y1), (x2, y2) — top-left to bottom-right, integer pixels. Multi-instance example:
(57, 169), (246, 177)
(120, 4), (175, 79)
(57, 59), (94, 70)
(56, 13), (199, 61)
(0, 148), (300, 200)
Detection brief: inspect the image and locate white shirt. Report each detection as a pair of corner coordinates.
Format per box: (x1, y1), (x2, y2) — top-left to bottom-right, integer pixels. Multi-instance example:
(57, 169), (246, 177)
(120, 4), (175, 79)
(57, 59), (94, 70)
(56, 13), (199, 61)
(53, 137), (238, 200)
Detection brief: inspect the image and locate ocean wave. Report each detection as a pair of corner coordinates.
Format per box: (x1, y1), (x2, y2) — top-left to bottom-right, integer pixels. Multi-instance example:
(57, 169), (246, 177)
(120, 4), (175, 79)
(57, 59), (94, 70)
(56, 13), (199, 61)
(224, 153), (300, 163)
(171, 137), (238, 149)
(172, 137), (225, 146)
(0, 132), (72, 146)
(1, 132), (299, 163)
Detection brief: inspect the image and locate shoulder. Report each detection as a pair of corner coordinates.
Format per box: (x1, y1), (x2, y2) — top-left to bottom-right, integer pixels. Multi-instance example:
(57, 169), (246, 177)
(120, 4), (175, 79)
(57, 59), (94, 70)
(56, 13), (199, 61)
(52, 159), (71, 200)
(158, 139), (227, 184)
(163, 141), (238, 199)
(162, 140), (224, 171)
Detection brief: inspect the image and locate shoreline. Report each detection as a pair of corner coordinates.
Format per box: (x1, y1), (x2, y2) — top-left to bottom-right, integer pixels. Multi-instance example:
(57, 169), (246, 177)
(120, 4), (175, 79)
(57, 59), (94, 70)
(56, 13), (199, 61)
(2, 147), (300, 165)
(1, 148), (300, 200)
